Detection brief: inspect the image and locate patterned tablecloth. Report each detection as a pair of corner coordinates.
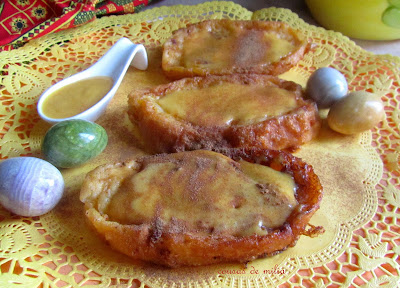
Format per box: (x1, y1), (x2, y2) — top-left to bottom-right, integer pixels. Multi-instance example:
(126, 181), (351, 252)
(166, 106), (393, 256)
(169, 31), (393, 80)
(0, 2), (400, 287)
(0, 0), (153, 51)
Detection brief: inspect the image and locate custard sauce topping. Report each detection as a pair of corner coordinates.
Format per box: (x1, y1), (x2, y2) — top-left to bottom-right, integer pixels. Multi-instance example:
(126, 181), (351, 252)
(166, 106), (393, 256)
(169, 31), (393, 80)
(157, 82), (298, 126)
(181, 28), (296, 69)
(105, 150), (297, 236)
(41, 76), (114, 119)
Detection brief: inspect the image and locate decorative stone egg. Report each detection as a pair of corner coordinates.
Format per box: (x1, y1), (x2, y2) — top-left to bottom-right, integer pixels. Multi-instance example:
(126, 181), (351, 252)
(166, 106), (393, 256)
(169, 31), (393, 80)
(306, 67), (348, 109)
(42, 119), (108, 168)
(0, 157), (64, 217)
(327, 91), (385, 135)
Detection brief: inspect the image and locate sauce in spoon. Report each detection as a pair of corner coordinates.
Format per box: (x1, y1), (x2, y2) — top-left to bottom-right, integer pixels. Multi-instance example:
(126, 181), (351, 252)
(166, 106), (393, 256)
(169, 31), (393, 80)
(37, 37), (148, 124)
(41, 76), (114, 119)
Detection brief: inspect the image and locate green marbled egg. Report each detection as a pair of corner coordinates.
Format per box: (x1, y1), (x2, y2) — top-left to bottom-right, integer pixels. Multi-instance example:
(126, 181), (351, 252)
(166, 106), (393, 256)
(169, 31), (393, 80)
(42, 119), (108, 168)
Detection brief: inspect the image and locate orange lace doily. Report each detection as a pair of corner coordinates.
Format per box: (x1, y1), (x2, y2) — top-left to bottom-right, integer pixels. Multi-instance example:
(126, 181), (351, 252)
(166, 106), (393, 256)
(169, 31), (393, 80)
(1, 2), (400, 287)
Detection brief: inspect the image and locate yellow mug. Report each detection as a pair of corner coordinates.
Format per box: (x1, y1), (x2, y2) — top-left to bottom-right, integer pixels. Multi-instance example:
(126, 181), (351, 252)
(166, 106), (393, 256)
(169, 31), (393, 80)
(305, 0), (400, 40)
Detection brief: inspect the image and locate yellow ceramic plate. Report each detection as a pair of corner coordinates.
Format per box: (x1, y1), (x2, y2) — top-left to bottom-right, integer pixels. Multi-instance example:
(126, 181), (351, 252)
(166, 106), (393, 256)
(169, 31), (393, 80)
(0, 2), (400, 287)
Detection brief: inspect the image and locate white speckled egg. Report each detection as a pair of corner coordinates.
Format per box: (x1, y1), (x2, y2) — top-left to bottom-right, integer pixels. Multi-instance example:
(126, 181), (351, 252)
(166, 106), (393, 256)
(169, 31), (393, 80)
(0, 157), (64, 217)
(306, 67), (348, 109)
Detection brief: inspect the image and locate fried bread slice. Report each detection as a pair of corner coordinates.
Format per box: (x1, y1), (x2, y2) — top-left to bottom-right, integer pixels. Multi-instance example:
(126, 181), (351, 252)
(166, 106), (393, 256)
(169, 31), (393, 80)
(162, 19), (310, 79)
(128, 74), (321, 153)
(80, 149), (323, 268)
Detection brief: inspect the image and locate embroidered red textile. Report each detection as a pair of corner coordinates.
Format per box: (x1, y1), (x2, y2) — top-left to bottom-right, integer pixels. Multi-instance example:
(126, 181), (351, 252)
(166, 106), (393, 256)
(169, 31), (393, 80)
(0, 0), (153, 51)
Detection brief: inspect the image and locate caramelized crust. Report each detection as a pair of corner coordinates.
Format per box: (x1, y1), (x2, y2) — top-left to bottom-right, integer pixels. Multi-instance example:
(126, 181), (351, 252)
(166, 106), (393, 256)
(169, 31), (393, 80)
(162, 20), (310, 79)
(128, 74), (321, 153)
(80, 148), (323, 268)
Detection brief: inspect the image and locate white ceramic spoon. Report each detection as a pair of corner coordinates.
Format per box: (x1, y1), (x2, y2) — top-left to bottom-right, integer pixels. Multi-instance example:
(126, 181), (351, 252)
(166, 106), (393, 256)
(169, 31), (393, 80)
(37, 37), (148, 125)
